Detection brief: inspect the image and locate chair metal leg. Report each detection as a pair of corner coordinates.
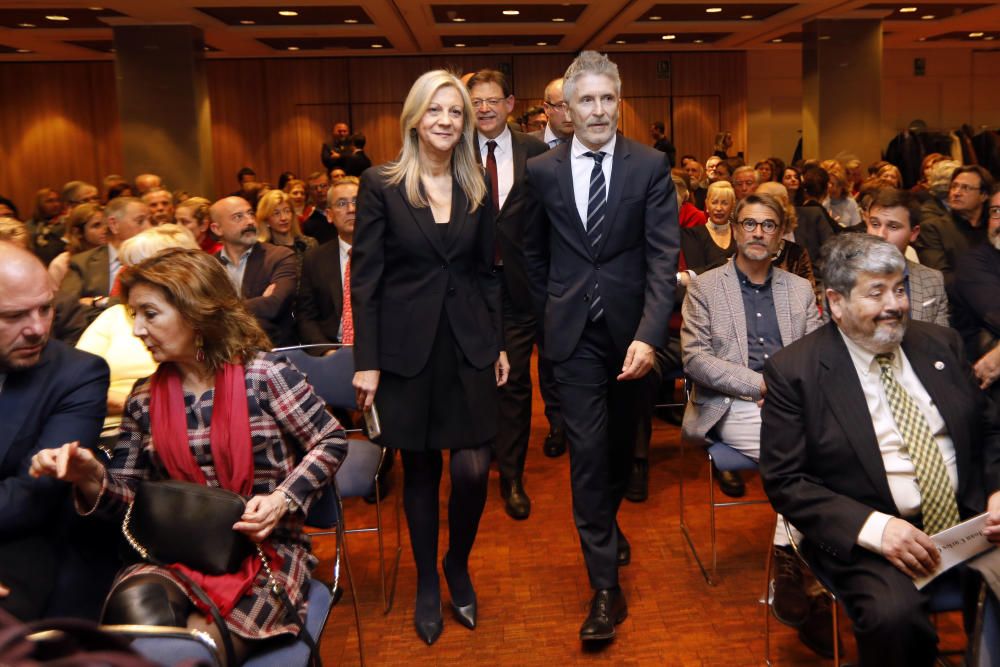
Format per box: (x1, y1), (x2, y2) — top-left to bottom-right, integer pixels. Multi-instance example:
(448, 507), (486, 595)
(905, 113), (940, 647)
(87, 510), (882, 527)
(334, 483), (366, 667)
(708, 453), (718, 584)
(763, 527), (775, 666)
(830, 593), (840, 667)
(372, 462), (402, 615)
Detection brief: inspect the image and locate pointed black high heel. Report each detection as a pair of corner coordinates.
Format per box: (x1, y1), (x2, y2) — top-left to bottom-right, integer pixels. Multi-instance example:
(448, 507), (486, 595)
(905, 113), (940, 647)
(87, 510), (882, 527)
(442, 554), (477, 630)
(414, 603), (443, 645)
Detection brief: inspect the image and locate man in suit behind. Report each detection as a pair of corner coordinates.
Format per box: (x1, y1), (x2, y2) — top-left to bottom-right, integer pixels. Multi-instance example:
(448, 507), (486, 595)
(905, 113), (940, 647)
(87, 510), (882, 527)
(529, 78), (575, 149)
(467, 68), (559, 520)
(760, 233), (1000, 666)
(0, 242), (111, 620)
(524, 51), (678, 641)
(866, 187), (949, 327)
(210, 196), (298, 347)
(296, 177), (358, 351)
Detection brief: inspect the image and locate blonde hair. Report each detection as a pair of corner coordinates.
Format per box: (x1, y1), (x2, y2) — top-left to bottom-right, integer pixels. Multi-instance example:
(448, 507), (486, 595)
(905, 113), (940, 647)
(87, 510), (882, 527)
(0, 218), (31, 249)
(256, 189), (304, 242)
(119, 224), (198, 266)
(706, 180), (736, 205)
(65, 203), (104, 253)
(381, 70), (485, 212)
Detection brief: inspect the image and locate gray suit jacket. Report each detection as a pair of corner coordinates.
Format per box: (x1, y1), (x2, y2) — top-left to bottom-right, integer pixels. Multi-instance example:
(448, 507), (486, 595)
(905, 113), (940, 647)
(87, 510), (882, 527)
(57, 244), (110, 301)
(908, 259), (949, 327)
(681, 260), (822, 444)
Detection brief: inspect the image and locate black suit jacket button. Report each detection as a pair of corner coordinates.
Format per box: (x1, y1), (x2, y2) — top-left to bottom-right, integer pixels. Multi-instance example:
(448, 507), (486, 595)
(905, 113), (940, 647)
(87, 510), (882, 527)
(594, 263), (600, 270)
(447, 287), (456, 295)
(584, 295), (590, 302)
(441, 263), (447, 269)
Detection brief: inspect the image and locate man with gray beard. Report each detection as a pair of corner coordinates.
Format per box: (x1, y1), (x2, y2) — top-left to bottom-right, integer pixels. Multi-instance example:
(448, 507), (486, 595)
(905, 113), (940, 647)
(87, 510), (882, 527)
(761, 233), (1000, 666)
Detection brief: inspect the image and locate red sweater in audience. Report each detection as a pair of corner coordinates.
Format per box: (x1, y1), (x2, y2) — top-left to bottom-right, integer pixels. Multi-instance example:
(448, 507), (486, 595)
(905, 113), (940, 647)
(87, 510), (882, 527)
(679, 201), (707, 228)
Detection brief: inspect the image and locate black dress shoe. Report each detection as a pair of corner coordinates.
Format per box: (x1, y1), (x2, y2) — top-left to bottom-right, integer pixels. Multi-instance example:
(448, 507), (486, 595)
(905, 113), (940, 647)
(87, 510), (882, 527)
(713, 463), (745, 498)
(624, 459), (648, 503)
(543, 429), (566, 458)
(616, 534), (631, 567)
(579, 587), (628, 641)
(442, 555), (477, 630)
(500, 477), (531, 520)
(797, 594), (839, 659)
(414, 605), (443, 645)
(771, 546), (809, 627)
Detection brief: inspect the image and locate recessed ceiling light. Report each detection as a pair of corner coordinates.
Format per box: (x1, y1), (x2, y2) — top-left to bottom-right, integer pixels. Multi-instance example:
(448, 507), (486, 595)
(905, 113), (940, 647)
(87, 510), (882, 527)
(452, 17), (466, 22)
(986, 36), (996, 40)
(918, 36), (926, 41)
(552, 17), (565, 22)
(921, 14), (934, 19)
(741, 14), (753, 19)
(88, 6), (104, 10)
(899, 7), (918, 12)
(970, 31), (984, 37)
(662, 34), (676, 40)
(371, 43), (383, 48)
(454, 42), (466, 47)
(615, 39), (626, 44)
(108, 48), (115, 53)
(278, 10), (298, 17)
(344, 18), (358, 23)
(203, 46), (210, 51)
(17, 23), (35, 28)
(45, 15), (70, 21)
(648, 15), (662, 20)
(536, 41), (547, 45)
(287, 46), (299, 51)
(239, 19), (255, 25)
(772, 38), (783, 43)
(502, 10), (520, 16)
(706, 7), (723, 13)
(16, 48), (32, 53)
(819, 34), (831, 40)
(694, 39), (704, 43)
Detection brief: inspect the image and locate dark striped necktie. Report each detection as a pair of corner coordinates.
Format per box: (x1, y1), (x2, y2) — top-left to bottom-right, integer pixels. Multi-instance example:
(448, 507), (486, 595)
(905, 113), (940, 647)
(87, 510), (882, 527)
(584, 150), (606, 322)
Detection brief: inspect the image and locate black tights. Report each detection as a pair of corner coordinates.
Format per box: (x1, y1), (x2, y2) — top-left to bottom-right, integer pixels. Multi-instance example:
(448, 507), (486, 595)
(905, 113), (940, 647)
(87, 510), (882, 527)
(401, 445), (491, 614)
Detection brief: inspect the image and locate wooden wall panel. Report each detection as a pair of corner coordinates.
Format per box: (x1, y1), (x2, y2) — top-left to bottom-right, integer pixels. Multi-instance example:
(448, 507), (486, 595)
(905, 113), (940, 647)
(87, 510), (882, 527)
(0, 62), (121, 216)
(0, 52), (750, 213)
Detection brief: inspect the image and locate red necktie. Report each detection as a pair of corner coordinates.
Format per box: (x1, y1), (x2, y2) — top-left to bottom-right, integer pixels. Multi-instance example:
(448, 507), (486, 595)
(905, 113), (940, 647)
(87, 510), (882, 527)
(486, 140), (502, 265)
(341, 249), (354, 345)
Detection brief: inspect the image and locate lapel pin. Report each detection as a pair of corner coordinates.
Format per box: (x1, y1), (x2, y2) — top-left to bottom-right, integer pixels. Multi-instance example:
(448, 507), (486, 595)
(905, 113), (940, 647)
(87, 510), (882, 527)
(934, 361), (945, 370)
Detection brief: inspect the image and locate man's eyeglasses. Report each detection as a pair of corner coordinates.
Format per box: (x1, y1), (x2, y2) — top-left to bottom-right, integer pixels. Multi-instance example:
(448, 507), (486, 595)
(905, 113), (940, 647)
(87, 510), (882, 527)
(988, 206), (1000, 219)
(950, 182), (982, 194)
(472, 98), (506, 108)
(738, 218), (779, 234)
(544, 100), (567, 111)
(333, 197), (358, 209)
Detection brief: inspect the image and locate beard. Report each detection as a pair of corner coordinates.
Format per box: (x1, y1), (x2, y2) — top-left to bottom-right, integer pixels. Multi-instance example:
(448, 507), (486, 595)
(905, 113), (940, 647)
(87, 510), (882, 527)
(990, 228), (1000, 252)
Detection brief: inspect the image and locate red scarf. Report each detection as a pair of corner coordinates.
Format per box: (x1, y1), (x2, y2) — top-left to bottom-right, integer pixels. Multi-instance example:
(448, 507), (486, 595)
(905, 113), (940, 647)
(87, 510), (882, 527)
(149, 362), (277, 618)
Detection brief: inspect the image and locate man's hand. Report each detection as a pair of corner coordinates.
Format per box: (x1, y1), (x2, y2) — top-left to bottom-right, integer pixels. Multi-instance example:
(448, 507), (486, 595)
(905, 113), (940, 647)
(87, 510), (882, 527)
(756, 379), (767, 408)
(881, 517), (941, 579)
(973, 345), (1000, 390)
(617, 341), (655, 381)
(983, 490), (1000, 544)
(262, 283), (276, 298)
(494, 351), (510, 387)
(0, 581), (8, 598)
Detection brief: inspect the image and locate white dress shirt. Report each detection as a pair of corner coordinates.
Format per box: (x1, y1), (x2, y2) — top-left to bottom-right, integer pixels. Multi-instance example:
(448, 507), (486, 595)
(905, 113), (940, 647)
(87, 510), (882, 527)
(838, 331), (959, 552)
(108, 244), (122, 294)
(571, 134), (616, 229)
(543, 124), (566, 148)
(337, 237), (352, 341)
(219, 244), (254, 291)
(477, 126), (514, 211)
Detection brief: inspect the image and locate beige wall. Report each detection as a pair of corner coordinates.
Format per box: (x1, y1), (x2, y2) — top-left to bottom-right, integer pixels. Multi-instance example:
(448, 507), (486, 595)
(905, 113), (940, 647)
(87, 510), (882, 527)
(747, 47), (1000, 168)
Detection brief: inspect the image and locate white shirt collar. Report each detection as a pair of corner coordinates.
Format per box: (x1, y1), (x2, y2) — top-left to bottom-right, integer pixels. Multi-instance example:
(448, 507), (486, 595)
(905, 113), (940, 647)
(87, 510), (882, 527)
(338, 237), (352, 256)
(838, 326), (902, 378)
(571, 133), (617, 161)
(478, 126), (512, 154)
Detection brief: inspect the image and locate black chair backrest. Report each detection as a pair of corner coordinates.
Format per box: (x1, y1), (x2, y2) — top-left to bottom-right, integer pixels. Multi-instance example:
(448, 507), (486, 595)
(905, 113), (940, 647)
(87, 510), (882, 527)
(280, 347), (356, 411)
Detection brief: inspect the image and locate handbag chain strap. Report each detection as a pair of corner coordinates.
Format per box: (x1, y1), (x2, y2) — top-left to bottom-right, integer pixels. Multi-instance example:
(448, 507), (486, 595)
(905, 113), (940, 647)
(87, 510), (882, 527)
(121, 501), (149, 561)
(255, 545), (321, 667)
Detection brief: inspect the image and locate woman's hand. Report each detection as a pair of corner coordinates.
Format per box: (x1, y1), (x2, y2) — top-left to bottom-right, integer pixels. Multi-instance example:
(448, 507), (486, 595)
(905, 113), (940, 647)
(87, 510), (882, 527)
(233, 491), (289, 543)
(0, 581), (9, 598)
(353, 370), (380, 411)
(495, 351), (510, 387)
(973, 345), (1000, 390)
(29, 441), (106, 506)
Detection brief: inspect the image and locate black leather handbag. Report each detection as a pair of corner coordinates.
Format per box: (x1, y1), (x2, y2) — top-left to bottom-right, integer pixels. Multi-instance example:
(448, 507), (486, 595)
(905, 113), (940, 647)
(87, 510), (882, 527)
(122, 480), (253, 575)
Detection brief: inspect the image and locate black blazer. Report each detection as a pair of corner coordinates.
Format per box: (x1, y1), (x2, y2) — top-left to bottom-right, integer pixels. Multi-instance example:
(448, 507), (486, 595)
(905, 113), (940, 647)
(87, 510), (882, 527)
(474, 129), (549, 313)
(216, 242), (298, 347)
(351, 168), (502, 377)
(296, 240), (345, 347)
(523, 134), (679, 362)
(760, 320), (1000, 563)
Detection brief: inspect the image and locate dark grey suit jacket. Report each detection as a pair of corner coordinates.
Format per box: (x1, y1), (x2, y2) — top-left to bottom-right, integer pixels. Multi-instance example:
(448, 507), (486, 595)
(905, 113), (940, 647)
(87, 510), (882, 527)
(523, 133), (680, 362)
(216, 242), (298, 347)
(760, 320), (1000, 562)
(296, 239), (344, 347)
(474, 129), (549, 313)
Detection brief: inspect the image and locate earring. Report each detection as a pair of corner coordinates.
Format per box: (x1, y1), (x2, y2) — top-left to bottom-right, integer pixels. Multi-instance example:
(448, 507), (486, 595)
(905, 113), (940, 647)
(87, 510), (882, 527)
(195, 334), (206, 363)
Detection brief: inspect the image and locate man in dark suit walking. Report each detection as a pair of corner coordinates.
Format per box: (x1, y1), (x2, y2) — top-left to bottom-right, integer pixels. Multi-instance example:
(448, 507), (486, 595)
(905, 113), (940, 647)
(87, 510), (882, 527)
(761, 233), (1000, 666)
(467, 69), (561, 520)
(524, 51), (679, 641)
(0, 241), (110, 620)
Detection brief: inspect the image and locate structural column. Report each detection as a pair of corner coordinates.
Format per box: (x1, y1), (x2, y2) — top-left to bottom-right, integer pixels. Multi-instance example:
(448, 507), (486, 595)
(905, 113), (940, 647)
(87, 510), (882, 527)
(113, 25), (214, 197)
(802, 19), (882, 165)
